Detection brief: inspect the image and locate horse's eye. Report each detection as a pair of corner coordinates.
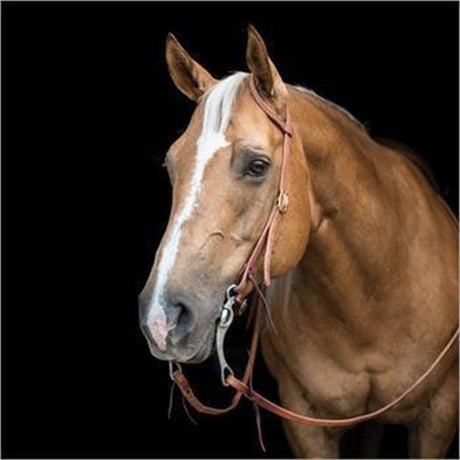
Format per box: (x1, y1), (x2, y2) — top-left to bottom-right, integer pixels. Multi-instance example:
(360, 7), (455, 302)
(245, 158), (270, 178)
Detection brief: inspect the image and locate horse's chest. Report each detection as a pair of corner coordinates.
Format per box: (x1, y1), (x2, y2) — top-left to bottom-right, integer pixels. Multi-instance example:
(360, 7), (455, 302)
(262, 336), (372, 417)
(297, 355), (371, 416)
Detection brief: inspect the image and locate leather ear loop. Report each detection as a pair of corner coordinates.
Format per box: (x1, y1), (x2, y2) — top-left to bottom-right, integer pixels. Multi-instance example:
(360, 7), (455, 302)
(235, 75), (294, 294)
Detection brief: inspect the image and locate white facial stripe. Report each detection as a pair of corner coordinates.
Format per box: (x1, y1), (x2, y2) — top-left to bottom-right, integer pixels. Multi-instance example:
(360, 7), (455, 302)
(146, 72), (248, 346)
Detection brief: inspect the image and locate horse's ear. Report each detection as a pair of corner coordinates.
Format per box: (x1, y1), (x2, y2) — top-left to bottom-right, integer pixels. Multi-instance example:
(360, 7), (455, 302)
(246, 25), (288, 114)
(166, 33), (217, 102)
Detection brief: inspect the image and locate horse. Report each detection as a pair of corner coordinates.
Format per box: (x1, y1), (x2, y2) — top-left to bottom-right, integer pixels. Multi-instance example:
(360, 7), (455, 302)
(139, 26), (458, 458)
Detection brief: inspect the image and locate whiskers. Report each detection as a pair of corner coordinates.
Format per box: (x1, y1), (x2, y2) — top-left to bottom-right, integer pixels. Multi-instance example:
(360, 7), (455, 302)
(167, 378), (198, 426)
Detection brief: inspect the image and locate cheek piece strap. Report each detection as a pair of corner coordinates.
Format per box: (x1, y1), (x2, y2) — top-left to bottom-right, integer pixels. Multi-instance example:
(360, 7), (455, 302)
(168, 74), (459, 437)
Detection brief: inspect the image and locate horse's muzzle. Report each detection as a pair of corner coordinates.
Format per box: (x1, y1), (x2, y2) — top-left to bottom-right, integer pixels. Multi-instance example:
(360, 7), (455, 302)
(139, 288), (217, 363)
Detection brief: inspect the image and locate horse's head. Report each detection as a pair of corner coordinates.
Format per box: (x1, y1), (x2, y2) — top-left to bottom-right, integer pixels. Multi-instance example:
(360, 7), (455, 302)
(140, 27), (313, 363)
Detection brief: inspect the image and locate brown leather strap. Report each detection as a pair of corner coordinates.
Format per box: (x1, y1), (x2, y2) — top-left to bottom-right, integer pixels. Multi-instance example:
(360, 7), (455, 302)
(226, 326), (459, 427)
(235, 75), (294, 293)
(247, 75), (294, 137)
(172, 370), (240, 415)
(172, 296), (264, 415)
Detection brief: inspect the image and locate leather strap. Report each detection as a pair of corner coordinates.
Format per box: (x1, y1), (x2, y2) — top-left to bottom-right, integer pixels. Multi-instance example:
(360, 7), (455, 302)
(235, 75), (293, 293)
(173, 295), (264, 415)
(226, 325), (459, 427)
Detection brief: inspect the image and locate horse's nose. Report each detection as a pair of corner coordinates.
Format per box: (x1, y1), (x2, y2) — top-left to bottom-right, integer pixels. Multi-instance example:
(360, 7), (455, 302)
(164, 293), (196, 345)
(139, 288), (197, 349)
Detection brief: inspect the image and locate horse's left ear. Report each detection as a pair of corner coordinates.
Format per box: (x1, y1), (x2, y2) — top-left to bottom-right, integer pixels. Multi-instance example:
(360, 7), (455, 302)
(246, 25), (288, 115)
(166, 33), (218, 102)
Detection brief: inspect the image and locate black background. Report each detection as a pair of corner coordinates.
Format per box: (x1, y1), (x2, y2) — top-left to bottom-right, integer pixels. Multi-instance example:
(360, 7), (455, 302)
(3, 2), (458, 458)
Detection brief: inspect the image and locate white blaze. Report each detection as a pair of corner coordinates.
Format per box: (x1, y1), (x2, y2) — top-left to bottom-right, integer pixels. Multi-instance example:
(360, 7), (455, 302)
(146, 72), (248, 350)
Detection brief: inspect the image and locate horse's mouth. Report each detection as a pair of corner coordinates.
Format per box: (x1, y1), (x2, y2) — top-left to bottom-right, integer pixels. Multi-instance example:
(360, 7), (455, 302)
(179, 321), (217, 363)
(184, 339), (213, 363)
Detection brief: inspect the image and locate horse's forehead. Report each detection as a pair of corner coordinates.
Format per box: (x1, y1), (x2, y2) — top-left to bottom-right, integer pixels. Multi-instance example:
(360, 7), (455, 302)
(193, 87), (279, 147)
(171, 79), (279, 164)
(228, 93), (280, 145)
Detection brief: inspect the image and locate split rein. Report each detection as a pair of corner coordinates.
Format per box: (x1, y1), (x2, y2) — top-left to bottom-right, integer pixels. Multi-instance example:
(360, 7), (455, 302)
(168, 74), (459, 430)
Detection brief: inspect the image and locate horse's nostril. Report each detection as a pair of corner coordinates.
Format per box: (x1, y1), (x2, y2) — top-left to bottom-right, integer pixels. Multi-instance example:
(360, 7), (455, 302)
(169, 302), (195, 344)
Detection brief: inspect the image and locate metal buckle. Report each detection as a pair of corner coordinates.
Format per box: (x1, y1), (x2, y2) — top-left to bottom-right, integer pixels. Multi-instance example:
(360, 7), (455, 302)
(216, 284), (237, 386)
(219, 285), (236, 327)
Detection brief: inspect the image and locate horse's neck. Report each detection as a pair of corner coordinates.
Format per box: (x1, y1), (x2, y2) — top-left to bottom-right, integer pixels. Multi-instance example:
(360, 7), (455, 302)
(282, 90), (417, 331)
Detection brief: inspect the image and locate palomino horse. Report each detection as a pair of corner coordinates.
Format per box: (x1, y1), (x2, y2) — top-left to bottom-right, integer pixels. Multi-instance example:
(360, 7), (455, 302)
(139, 26), (458, 458)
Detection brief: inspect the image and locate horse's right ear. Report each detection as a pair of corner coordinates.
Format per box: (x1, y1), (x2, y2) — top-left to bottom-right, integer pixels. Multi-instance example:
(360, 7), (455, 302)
(165, 33), (217, 102)
(245, 25), (287, 115)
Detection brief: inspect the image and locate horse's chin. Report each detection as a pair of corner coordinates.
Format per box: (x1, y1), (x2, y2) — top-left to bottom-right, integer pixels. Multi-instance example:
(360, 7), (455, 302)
(181, 324), (217, 363)
(183, 339), (213, 363)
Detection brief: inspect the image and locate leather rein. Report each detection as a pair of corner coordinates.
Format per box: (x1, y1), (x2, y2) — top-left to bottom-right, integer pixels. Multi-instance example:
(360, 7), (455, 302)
(170, 74), (459, 428)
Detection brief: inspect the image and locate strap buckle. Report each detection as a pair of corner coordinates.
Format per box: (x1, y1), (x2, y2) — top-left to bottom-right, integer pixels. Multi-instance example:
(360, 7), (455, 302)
(219, 285), (236, 328)
(276, 190), (289, 214)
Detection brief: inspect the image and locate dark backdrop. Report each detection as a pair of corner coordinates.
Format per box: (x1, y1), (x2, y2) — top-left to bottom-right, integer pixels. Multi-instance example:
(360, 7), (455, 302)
(3, 2), (458, 458)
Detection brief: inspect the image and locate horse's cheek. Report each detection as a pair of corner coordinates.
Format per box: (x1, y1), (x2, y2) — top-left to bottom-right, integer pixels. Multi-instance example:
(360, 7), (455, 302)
(271, 196), (311, 278)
